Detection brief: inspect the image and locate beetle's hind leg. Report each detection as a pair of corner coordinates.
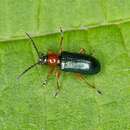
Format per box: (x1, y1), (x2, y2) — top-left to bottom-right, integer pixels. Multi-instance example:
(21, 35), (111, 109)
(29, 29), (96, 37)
(79, 48), (95, 56)
(75, 73), (102, 95)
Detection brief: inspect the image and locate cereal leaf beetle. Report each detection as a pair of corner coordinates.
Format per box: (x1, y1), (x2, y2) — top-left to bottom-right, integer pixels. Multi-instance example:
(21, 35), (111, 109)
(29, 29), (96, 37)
(18, 28), (102, 95)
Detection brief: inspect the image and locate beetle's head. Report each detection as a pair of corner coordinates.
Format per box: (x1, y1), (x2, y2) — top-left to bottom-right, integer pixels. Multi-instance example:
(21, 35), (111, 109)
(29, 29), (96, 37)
(17, 33), (49, 79)
(38, 53), (47, 64)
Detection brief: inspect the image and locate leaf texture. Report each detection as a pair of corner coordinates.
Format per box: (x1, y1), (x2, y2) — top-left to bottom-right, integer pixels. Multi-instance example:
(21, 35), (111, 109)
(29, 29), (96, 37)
(0, 0), (130, 130)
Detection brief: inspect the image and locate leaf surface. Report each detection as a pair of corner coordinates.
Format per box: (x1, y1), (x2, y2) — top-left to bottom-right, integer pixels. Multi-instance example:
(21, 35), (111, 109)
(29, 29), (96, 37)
(0, 0), (130, 130)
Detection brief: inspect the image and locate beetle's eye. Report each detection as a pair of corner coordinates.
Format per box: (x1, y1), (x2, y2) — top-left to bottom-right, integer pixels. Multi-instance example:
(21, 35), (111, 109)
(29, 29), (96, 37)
(39, 58), (42, 62)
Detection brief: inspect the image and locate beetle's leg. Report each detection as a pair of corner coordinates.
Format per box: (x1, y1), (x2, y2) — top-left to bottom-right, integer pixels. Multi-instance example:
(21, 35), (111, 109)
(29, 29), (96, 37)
(58, 27), (64, 53)
(54, 71), (61, 96)
(48, 50), (53, 54)
(42, 67), (55, 87)
(79, 48), (86, 54)
(80, 48), (95, 56)
(75, 73), (102, 95)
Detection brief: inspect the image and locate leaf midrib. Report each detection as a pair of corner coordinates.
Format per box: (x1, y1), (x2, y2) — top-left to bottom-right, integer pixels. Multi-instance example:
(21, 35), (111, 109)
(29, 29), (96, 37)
(0, 20), (130, 42)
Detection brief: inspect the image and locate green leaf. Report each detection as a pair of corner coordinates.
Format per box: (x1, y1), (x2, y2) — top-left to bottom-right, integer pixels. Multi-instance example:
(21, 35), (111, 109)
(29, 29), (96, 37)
(0, 0), (130, 130)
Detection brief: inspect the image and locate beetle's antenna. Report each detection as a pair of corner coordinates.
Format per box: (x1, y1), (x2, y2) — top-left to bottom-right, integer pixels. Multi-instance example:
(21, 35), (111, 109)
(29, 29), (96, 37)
(17, 62), (39, 79)
(26, 33), (40, 58)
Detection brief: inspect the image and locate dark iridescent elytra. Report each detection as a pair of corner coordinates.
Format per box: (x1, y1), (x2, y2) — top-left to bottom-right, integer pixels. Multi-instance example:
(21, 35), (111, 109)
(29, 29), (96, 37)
(60, 51), (101, 74)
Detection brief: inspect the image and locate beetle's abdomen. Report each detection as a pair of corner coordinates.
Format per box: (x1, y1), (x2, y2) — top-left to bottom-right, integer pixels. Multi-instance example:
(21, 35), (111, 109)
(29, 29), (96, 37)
(60, 51), (101, 74)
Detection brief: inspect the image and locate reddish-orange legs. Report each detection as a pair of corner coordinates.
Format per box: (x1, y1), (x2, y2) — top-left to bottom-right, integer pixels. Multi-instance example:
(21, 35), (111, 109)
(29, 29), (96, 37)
(42, 67), (55, 87)
(55, 70), (61, 96)
(79, 48), (86, 54)
(42, 67), (62, 96)
(75, 73), (102, 94)
(78, 47), (100, 94)
(18, 29), (101, 96)
(59, 27), (64, 53)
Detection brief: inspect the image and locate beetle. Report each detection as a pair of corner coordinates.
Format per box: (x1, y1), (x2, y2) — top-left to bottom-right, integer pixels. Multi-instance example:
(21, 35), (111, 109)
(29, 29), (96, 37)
(18, 29), (102, 95)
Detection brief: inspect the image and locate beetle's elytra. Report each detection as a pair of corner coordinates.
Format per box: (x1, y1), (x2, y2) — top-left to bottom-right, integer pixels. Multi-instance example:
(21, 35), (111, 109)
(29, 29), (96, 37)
(60, 51), (100, 74)
(18, 29), (102, 95)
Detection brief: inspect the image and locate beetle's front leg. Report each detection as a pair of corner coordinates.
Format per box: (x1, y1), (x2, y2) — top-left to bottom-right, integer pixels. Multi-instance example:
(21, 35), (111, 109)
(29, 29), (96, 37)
(42, 67), (55, 87)
(58, 27), (64, 53)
